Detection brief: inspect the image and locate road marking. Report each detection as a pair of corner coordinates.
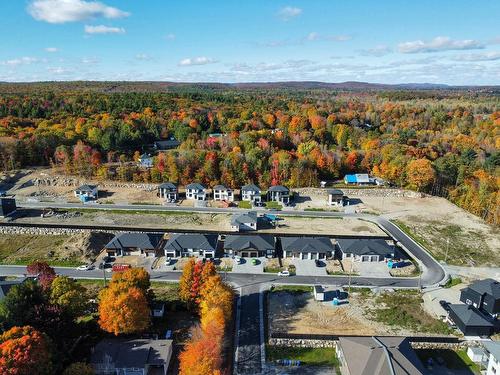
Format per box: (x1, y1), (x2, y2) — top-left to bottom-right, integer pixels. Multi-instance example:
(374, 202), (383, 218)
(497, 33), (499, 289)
(233, 287), (242, 375)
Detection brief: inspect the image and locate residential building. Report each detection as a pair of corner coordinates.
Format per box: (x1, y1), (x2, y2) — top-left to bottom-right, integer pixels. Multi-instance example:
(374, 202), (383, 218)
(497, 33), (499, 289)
(337, 238), (402, 262)
(138, 153), (153, 168)
(467, 346), (488, 364)
(158, 182), (178, 202)
(460, 279), (500, 318)
(153, 137), (180, 151)
(281, 236), (335, 260)
(213, 184), (234, 201)
(343, 173), (375, 185)
(185, 183), (207, 201)
(104, 233), (165, 257)
(91, 338), (173, 375)
(447, 304), (495, 337)
(241, 184), (262, 204)
(231, 211), (258, 232)
(0, 197), (16, 218)
(223, 234), (275, 258)
(327, 189), (346, 206)
(484, 341), (500, 375)
(164, 233), (218, 258)
(336, 336), (426, 375)
(267, 185), (290, 205)
(74, 184), (98, 200)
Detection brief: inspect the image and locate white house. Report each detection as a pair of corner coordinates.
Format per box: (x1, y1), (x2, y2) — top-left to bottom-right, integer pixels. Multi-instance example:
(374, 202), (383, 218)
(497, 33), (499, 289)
(484, 341), (500, 375)
(213, 184), (234, 201)
(327, 189), (346, 207)
(337, 238), (401, 262)
(164, 233), (218, 258)
(158, 182), (178, 202)
(241, 184), (262, 204)
(231, 211), (258, 232)
(185, 183), (207, 201)
(267, 185), (290, 204)
(74, 184), (98, 200)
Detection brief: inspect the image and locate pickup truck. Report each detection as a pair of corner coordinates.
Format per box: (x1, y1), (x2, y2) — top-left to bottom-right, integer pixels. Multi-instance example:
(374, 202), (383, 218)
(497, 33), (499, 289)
(112, 263), (131, 272)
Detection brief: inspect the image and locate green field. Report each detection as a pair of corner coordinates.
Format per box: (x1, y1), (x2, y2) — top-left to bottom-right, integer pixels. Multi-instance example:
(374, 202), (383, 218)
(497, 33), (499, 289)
(266, 345), (339, 367)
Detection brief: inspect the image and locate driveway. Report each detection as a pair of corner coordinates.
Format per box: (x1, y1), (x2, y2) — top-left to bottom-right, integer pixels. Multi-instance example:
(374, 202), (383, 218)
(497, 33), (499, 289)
(291, 259), (327, 276)
(233, 257), (265, 274)
(356, 262), (391, 278)
(422, 284), (463, 318)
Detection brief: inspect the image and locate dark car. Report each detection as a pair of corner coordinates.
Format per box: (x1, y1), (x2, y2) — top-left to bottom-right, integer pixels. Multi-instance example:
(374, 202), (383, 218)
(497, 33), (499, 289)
(315, 259), (322, 267)
(439, 300), (450, 311)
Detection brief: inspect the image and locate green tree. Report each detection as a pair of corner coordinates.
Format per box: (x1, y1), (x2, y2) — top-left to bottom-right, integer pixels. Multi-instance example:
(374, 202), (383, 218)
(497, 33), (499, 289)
(50, 276), (88, 318)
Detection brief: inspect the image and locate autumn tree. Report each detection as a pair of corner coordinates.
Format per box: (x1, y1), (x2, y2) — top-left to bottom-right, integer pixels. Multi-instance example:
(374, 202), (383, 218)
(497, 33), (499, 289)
(0, 326), (54, 375)
(406, 158), (436, 191)
(26, 261), (56, 290)
(0, 279), (45, 328)
(62, 362), (94, 375)
(98, 284), (150, 335)
(49, 276), (88, 317)
(199, 275), (234, 322)
(179, 258), (196, 305)
(178, 327), (223, 375)
(110, 267), (150, 291)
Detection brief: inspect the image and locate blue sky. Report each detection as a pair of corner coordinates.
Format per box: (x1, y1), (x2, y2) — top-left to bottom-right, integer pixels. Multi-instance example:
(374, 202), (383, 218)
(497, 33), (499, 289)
(0, 0), (499, 84)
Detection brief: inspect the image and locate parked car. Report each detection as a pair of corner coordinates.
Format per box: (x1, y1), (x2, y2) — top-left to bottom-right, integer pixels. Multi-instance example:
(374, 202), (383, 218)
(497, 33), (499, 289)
(251, 258), (258, 265)
(0, 191), (6, 197)
(315, 259), (322, 267)
(278, 270), (290, 277)
(76, 264), (93, 271)
(233, 256), (242, 264)
(165, 257), (173, 266)
(112, 263), (131, 272)
(253, 201), (264, 207)
(103, 256), (114, 263)
(439, 300), (450, 311)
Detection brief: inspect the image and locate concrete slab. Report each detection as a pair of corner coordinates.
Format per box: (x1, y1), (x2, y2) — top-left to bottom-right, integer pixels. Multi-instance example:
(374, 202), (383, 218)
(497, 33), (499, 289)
(233, 256), (265, 274)
(422, 283), (463, 318)
(291, 259), (328, 276)
(356, 261), (391, 278)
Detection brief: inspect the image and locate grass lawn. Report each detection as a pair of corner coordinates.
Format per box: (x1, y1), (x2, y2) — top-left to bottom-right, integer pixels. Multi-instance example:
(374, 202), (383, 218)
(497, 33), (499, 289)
(266, 345), (339, 367)
(64, 207), (192, 216)
(271, 285), (312, 293)
(416, 349), (481, 374)
(444, 277), (462, 288)
(370, 290), (453, 335)
(238, 201), (252, 209)
(265, 201), (283, 210)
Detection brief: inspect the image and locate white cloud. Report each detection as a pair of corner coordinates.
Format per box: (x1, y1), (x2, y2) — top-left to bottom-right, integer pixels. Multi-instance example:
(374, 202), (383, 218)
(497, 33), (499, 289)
(165, 33), (176, 41)
(135, 53), (152, 61)
(452, 51), (500, 61)
(179, 56), (217, 66)
(47, 66), (73, 74)
(398, 36), (483, 53)
(28, 0), (129, 24)
(278, 6), (302, 20)
(84, 24), (125, 34)
(81, 57), (100, 64)
(360, 45), (392, 57)
(45, 47), (59, 52)
(0, 57), (40, 66)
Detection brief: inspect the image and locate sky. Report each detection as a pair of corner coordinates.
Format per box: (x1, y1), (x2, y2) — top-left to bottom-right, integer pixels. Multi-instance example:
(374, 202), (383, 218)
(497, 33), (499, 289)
(0, 0), (499, 84)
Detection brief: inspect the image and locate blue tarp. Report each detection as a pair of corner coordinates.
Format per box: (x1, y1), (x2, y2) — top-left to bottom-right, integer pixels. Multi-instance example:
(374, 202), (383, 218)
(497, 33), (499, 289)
(344, 174), (357, 183)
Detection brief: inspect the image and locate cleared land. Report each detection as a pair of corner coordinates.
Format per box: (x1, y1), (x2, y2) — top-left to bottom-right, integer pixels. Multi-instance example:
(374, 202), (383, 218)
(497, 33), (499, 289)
(268, 288), (453, 337)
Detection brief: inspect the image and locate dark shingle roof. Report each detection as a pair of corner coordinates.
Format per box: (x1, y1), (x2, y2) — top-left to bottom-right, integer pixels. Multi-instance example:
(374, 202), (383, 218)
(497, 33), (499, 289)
(76, 184), (97, 191)
(467, 279), (500, 299)
(327, 189), (344, 196)
(158, 182), (177, 190)
(231, 211), (258, 226)
(105, 233), (164, 250)
(213, 184), (230, 191)
(186, 183), (206, 190)
(448, 304), (495, 327)
(268, 185), (289, 192)
(154, 139), (180, 149)
(337, 239), (395, 257)
(91, 338), (173, 369)
(241, 184), (261, 192)
(165, 234), (218, 252)
(281, 237), (334, 254)
(224, 234), (274, 251)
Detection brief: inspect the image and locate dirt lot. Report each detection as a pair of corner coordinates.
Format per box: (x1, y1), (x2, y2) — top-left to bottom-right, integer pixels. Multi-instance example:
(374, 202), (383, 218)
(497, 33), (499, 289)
(0, 231), (113, 265)
(268, 288), (452, 337)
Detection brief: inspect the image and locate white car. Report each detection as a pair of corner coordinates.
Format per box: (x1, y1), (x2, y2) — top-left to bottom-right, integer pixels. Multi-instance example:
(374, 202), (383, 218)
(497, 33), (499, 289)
(233, 256), (242, 264)
(165, 257), (173, 266)
(278, 270), (290, 277)
(76, 264), (92, 271)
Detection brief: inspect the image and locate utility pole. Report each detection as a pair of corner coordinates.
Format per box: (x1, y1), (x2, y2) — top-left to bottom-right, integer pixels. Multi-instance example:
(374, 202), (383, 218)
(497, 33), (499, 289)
(348, 260), (354, 295)
(102, 264), (107, 287)
(445, 238), (450, 263)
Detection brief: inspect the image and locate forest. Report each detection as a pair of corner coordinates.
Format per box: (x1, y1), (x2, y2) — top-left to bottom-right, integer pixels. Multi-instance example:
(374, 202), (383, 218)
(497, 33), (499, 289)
(0, 83), (498, 225)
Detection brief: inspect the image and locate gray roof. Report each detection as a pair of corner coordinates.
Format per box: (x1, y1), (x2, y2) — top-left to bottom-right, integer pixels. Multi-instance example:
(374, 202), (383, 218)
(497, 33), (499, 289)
(105, 233), (164, 250)
(154, 138), (180, 149)
(338, 336), (425, 375)
(186, 183), (206, 190)
(224, 234), (275, 251)
(91, 338), (173, 369)
(355, 173), (371, 183)
(231, 211), (258, 226)
(281, 237), (334, 254)
(213, 184), (230, 191)
(327, 189), (344, 196)
(0, 277), (29, 300)
(448, 304), (495, 327)
(466, 279), (500, 299)
(165, 234), (218, 252)
(241, 184), (261, 192)
(337, 239), (395, 257)
(484, 341), (500, 360)
(139, 153), (152, 159)
(268, 185), (289, 192)
(76, 184), (97, 191)
(158, 182), (177, 190)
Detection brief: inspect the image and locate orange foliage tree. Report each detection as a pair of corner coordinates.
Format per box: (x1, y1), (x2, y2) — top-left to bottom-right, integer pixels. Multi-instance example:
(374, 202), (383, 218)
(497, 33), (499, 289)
(406, 158), (435, 191)
(0, 326), (54, 375)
